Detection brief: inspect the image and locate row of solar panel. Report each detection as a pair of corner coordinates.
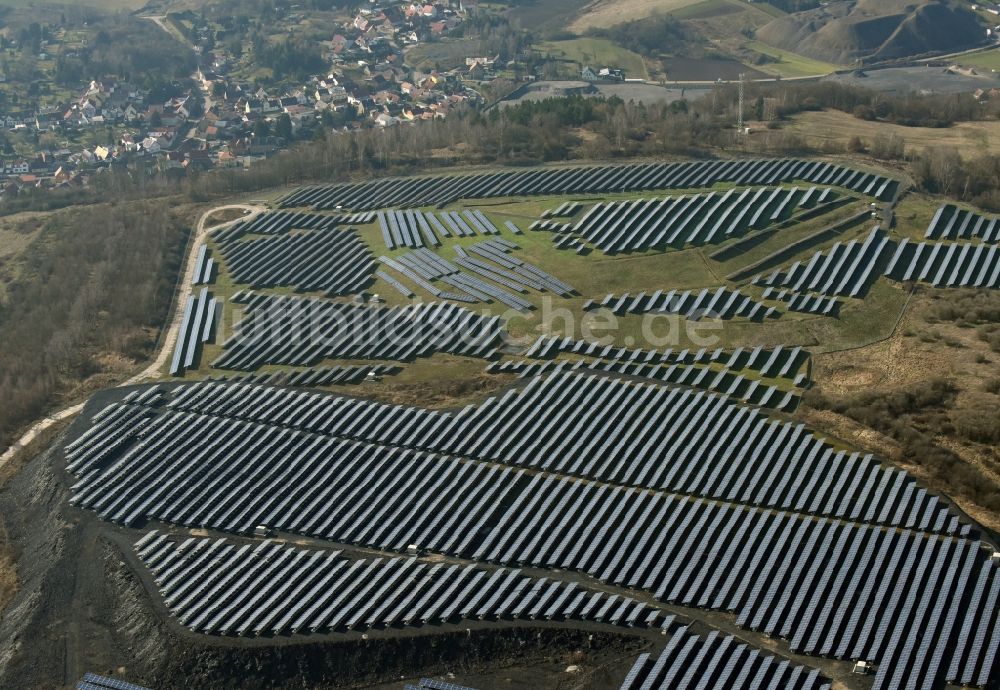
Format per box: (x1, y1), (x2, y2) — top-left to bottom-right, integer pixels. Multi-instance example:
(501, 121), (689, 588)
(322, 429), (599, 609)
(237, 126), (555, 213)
(208, 364), (401, 388)
(168, 288), (219, 377)
(925, 204), (1000, 242)
(523, 337), (809, 382)
(753, 227), (889, 298)
(885, 239), (1000, 288)
(542, 201), (582, 218)
(485, 357), (801, 411)
(135, 532), (668, 636)
(214, 210), (375, 243)
(191, 245), (214, 286)
(377, 209), (500, 250)
(218, 228), (374, 296)
(277, 159), (896, 210)
(582, 287), (777, 321)
(619, 628), (830, 690)
(571, 186), (833, 254)
(212, 296), (503, 370)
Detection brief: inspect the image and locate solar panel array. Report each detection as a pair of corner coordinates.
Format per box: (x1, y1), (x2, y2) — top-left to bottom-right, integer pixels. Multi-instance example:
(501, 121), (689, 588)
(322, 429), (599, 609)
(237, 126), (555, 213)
(570, 186), (831, 253)
(884, 239), (1000, 288)
(753, 227), (890, 298)
(217, 228), (375, 296)
(583, 287), (777, 321)
(210, 364), (401, 388)
(474, 476), (992, 690)
(382, 248), (534, 312)
(277, 159), (897, 210)
(619, 629), (830, 690)
(63, 374), (1000, 690)
(924, 204), (1000, 242)
(214, 210), (374, 243)
(377, 238), (574, 309)
(135, 532), (668, 636)
(69, 372), (960, 534)
(407, 680), (480, 690)
(212, 294), (502, 370)
(77, 673), (152, 690)
(168, 288), (218, 376)
(191, 245), (214, 286)
(377, 209), (500, 249)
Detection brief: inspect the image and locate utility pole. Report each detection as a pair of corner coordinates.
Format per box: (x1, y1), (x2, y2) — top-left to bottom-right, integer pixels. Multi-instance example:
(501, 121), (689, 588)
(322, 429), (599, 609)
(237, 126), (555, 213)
(737, 72), (746, 136)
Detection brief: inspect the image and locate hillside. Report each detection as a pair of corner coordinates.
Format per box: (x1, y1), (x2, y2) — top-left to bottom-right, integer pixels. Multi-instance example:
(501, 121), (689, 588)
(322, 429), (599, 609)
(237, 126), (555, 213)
(755, 0), (987, 64)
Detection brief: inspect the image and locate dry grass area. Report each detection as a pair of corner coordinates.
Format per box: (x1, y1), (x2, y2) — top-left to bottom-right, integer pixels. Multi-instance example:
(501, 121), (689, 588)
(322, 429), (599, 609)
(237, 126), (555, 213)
(568, 0), (707, 32)
(803, 288), (1000, 532)
(780, 110), (1000, 159)
(205, 207), (252, 228)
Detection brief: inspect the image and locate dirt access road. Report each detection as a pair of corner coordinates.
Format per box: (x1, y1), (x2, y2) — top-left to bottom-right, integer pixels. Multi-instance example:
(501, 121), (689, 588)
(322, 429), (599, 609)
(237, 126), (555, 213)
(0, 203), (265, 470)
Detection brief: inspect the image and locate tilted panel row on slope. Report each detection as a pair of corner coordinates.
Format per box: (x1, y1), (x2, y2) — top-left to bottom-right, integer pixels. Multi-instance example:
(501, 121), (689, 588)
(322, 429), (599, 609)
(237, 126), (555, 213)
(752, 227), (891, 298)
(214, 210), (374, 243)
(212, 294), (503, 370)
(377, 209), (500, 250)
(884, 239), (1000, 288)
(924, 204), (1000, 242)
(135, 531), (669, 636)
(277, 159), (896, 210)
(523, 336), (810, 382)
(583, 287), (777, 321)
(619, 628), (830, 690)
(569, 186), (834, 254)
(218, 228), (375, 296)
(485, 358), (802, 411)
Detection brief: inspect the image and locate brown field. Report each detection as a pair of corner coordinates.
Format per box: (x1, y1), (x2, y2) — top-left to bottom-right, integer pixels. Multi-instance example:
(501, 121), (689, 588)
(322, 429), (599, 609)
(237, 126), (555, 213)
(806, 290), (1000, 532)
(568, 0), (709, 32)
(780, 109), (1000, 159)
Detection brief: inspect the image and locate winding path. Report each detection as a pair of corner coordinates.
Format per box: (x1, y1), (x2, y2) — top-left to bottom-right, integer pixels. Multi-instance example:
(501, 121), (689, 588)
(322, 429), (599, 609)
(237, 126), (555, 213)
(0, 203), (265, 469)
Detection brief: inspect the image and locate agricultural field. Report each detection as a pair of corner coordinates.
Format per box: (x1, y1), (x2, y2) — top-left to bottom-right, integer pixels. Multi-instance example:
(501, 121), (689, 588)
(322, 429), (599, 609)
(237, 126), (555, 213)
(956, 46), (1000, 72)
(536, 38), (650, 80)
(568, 0), (725, 32)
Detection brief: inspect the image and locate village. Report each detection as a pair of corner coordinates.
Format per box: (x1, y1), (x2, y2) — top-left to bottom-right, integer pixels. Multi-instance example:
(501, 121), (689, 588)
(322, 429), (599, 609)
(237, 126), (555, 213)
(0, 1), (547, 197)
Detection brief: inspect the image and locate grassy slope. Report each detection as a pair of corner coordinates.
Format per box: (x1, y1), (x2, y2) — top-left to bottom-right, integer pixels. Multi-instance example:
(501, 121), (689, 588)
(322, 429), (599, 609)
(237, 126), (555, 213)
(744, 40), (844, 78)
(779, 109), (1000, 159)
(536, 38), (650, 80)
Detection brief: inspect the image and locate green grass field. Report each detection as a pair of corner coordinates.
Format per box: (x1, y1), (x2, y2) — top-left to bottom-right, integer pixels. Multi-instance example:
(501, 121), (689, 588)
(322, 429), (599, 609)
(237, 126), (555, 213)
(744, 40), (843, 78)
(536, 38), (650, 80)
(955, 47), (1000, 72)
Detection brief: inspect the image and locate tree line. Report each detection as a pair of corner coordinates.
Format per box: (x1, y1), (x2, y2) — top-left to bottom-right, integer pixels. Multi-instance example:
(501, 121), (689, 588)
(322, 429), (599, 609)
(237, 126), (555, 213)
(0, 201), (189, 449)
